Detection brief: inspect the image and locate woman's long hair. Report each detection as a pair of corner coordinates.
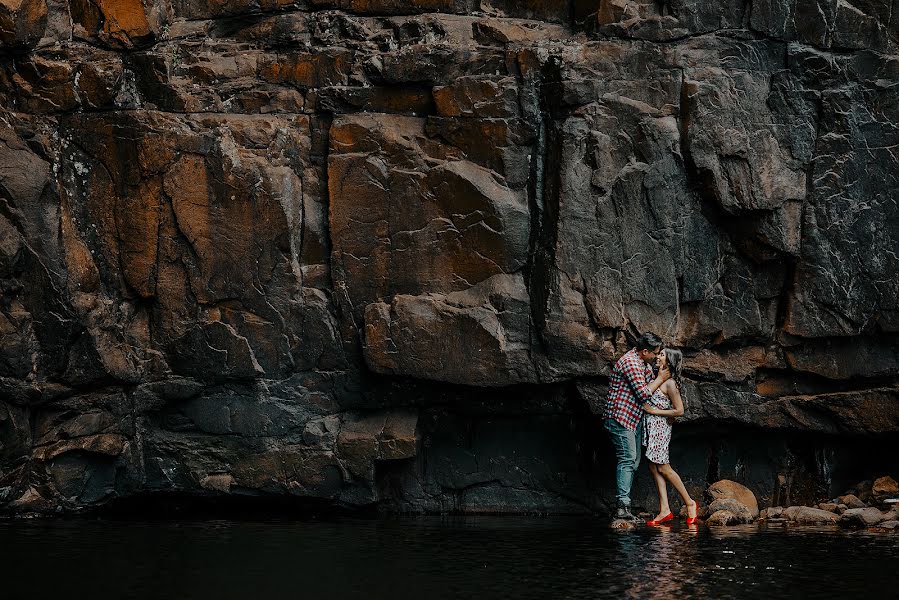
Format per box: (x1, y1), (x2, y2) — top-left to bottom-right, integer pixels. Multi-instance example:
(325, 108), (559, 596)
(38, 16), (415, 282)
(664, 348), (684, 390)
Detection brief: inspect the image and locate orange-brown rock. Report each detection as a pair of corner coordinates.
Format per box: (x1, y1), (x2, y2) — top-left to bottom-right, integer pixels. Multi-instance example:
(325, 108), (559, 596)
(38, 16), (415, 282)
(708, 480), (759, 518)
(433, 76), (519, 118)
(69, 0), (155, 48)
(259, 49), (355, 88)
(837, 494), (867, 509)
(328, 113), (530, 314)
(873, 476), (899, 501)
(0, 0), (47, 51)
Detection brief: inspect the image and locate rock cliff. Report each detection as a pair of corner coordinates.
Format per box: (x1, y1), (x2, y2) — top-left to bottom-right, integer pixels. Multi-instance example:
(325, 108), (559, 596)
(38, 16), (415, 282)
(1, 0), (897, 514)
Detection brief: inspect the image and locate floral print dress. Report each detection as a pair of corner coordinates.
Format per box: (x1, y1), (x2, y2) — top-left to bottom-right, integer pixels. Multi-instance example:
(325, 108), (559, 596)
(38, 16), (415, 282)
(643, 388), (672, 465)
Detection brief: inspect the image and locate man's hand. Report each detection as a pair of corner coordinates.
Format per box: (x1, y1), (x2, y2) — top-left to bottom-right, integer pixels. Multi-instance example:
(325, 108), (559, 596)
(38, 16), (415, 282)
(642, 403), (660, 415)
(655, 365), (671, 384)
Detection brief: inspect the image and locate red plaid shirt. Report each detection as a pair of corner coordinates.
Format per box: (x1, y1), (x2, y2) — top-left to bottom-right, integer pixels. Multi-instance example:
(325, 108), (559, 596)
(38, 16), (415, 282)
(604, 348), (654, 431)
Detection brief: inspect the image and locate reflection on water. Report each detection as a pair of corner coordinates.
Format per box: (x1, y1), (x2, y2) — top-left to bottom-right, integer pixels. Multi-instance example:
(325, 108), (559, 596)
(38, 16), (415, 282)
(1, 517), (896, 599)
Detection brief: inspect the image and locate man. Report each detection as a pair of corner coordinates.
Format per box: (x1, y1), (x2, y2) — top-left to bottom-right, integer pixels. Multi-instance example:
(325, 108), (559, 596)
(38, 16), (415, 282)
(603, 332), (671, 520)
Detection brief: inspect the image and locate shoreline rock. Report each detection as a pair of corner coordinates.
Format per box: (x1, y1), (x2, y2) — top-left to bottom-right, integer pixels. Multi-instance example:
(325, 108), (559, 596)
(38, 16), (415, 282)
(707, 480), (759, 519)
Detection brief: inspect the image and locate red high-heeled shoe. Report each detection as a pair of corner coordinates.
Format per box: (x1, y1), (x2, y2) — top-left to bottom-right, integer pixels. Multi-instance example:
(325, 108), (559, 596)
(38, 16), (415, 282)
(646, 512), (674, 526)
(685, 516), (700, 525)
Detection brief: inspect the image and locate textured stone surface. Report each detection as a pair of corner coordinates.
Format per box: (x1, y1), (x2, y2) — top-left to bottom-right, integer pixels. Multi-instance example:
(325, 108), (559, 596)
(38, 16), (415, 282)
(706, 509), (740, 526)
(837, 494), (867, 509)
(782, 506), (840, 525)
(363, 274), (537, 385)
(0, 1), (898, 515)
(0, 0), (47, 51)
(708, 480), (759, 518)
(708, 498), (753, 523)
(873, 476), (899, 501)
(761, 506), (783, 519)
(839, 507), (886, 527)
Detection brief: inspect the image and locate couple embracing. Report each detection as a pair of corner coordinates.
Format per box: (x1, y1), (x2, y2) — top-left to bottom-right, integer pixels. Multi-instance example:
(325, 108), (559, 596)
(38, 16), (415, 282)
(603, 332), (698, 525)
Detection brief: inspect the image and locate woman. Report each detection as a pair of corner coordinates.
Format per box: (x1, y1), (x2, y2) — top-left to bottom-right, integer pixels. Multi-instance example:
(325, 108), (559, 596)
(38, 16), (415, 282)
(641, 348), (699, 525)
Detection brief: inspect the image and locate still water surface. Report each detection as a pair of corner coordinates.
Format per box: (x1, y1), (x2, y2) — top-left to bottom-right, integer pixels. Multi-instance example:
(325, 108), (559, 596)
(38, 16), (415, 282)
(2, 516), (896, 599)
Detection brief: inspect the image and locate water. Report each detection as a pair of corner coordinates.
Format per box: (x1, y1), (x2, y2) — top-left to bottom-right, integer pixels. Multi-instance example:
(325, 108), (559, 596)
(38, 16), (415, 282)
(2, 517), (897, 599)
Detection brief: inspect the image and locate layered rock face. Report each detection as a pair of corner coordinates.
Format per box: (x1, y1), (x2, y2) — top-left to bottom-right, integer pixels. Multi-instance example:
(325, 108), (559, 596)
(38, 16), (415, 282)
(1, 1), (897, 514)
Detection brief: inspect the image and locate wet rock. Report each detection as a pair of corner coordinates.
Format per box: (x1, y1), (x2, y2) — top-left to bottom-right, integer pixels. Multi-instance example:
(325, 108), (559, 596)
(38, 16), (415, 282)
(872, 476), (899, 502)
(782, 506), (840, 525)
(610, 518), (636, 530)
(708, 480), (759, 518)
(837, 494), (867, 509)
(199, 473), (234, 493)
(706, 509), (740, 526)
(709, 498), (753, 523)
(761, 506), (783, 519)
(817, 503), (839, 513)
(873, 520), (899, 531)
(839, 507), (886, 528)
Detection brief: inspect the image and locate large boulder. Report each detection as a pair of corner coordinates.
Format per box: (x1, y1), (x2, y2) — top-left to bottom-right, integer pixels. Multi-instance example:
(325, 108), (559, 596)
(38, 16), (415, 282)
(707, 480), (759, 518)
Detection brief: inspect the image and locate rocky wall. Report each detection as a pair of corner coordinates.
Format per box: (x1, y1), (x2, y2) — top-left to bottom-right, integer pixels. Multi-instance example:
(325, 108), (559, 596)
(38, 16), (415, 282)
(0, 0), (897, 514)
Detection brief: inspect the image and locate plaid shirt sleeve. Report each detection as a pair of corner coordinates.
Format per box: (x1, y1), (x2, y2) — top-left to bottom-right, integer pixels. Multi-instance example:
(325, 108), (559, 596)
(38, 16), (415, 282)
(604, 350), (655, 430)
(621, 354), (653, 403)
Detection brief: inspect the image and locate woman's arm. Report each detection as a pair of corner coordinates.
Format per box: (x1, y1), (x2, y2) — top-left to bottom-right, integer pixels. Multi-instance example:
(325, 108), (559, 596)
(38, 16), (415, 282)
(642, 381), (684, 417)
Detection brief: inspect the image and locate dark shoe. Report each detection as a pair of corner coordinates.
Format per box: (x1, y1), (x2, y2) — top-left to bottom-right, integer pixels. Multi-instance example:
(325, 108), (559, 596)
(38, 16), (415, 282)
(615, 506), (636, 520)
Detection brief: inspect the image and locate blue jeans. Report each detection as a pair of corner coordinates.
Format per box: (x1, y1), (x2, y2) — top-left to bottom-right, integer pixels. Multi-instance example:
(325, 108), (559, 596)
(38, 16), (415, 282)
(605, 418), (642, 507)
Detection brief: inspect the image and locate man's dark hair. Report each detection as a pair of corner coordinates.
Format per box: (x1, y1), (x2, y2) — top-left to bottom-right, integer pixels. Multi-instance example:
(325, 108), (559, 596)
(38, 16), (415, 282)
(635, 332), (663, 351)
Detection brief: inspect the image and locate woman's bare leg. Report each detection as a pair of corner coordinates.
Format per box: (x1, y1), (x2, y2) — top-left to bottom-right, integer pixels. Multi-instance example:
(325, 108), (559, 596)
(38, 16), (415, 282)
(648, 462), (671, 520)
(657, 463), (696, 518)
